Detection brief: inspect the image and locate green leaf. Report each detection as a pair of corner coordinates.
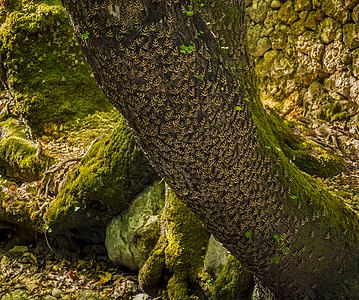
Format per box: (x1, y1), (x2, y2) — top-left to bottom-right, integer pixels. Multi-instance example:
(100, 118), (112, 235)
(245, 231), (251, 239)
(289, 195), (298, 199)
(244, 97), (249, 101)
(196, 75), (204, 81)
(186, 10), (194, 16)
(81, 31), (90, 40)
(265, 145), (271, 150)
(196, 30), (204, 36)
(282, 247), (290, 255)
(270, 256), (280, 264)
(200, 3), (204, 6)
(273, 234), (280, 243)
(235, 106), (243, 111)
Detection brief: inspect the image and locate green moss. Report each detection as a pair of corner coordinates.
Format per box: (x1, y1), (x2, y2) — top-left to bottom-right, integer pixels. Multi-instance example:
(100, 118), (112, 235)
(266, 111), (346, 177)
(0, 0), (111, 135)
(0, 117), (46, 182)
(209, 255), (254, 300)
(139, 188), (210, 299)
(43, 119), (158, 230)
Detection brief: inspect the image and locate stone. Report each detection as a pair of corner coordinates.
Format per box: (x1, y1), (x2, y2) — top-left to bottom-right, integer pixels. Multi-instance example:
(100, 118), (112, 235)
(324, 71), (357, 99)
(133, 294), (150, 300)
(204, 235), (230, 278)
(51, 288), (62, 299)
(314, 9), (325, 21)
(354, 4), (359, 25)
(303, 81), (331, 118)
(247, 0), (268, 23)
(9, 246), (28, 253)
(322, 0), (350, 24)
(323, 41), (346, 73)
(343, 24), (359, 49)
(350, 80), (359, 104)
(269, 25), (290, 49)
(264, 10), (279, 32)
(296, 52), (323, 84)
(105, 182), (165, 270)
(291, 19), (306, 35)
(271, 0), (281, 9)
(305, 11), (318, 30)
(76, 291), (106, 300)
(248, 24), (273, 57)
(319, 18), (341, 44)
(1, 290), (28, 300)
(278, 1), (299, 25)
(254, 50), (279, 77)
(245, 0), (253, 7)
(294, 0), (312, 11)
(353, 49), (359, 78)
(44, 297), (57, 300)
(0, 255), (10, 265)
(312, 0), (324, 8)
(296, 32), (324, 60)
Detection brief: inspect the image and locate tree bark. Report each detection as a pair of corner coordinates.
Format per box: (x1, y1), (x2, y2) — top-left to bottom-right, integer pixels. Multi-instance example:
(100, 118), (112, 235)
(61, 0), (359, 299)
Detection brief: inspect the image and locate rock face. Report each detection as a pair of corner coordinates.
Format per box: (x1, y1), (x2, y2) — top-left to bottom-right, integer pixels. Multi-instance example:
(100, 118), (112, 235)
(204, 235), (230, 279)
(105, 182), (165, 270)
(247, 0), (359, 125)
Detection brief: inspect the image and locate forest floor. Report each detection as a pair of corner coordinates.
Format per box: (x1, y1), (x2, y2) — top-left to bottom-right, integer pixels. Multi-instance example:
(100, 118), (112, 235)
(0, 236), (149, 300)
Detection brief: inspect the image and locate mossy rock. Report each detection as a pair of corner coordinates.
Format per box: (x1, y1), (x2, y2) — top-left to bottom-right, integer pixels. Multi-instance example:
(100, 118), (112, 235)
(139, 188), (210, 299)
(43, 119), (158, 231)
(209, 255), (254, 300)
(0, 117), (46, 182)
(0, 0), (111, 135)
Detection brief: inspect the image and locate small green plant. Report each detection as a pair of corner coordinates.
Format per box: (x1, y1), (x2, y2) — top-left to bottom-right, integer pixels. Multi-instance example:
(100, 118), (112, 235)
(265, 145), (271, 150)
(245, 231), (251, 239)
(81, 31), (90, 40)
(195, 75), (204, 81)
(186, 10), (193, 16)
(180, 43), (195, 54)
(45, 225), (52, 233)
(270, 256), (280, 264)
(244, 97), (249, 101)
(235, 106), (243, 111)
(196, 30), (204, 36)
(289, 195), (298, 200)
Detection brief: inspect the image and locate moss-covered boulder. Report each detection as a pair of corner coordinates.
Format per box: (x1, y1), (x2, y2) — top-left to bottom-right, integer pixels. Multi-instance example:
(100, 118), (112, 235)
(0, 116), (45, 182)
(43, 119), (158, 231)
(0, 0), (111, 135)
(105, 181), (165, 270)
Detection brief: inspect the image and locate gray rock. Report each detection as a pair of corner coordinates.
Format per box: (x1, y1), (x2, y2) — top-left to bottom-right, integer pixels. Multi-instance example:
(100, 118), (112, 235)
(51, 288), (62, 299)
(324, 71), (357, 99)
(343, 24), (359, 49)
(133, 294), (150, 300)
(76, 291), (106, 300)
(323, 41), (346, 73)
(247, 0), (268, 23)
(264, 10), (279, 32)
(296, 32), (324, 60)
(350, 80), (359, 104)
(294, 0), (312, 12)
(271, 0), (281, 9)
(303, 81), (331, 119)
(204, 235), (230, 278)
(248, 24), (272, 57)
(353, 49), (359, 78)
(319, 18), (341, 44)
(278, 1), (299, 24)
(322, 0), (350, 24)
(105, 182), (165, 270)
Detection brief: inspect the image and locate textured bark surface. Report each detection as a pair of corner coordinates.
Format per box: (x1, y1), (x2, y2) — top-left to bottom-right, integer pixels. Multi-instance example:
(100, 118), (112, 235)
(61, 0), (359, 299)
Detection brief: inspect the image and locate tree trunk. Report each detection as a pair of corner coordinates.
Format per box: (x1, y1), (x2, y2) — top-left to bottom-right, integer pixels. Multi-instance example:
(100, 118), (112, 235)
(61, 0), (359, 299)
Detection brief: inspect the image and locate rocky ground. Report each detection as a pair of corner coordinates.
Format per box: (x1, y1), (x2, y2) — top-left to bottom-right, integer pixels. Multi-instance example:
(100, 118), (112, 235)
(0, 237), (151, 300)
